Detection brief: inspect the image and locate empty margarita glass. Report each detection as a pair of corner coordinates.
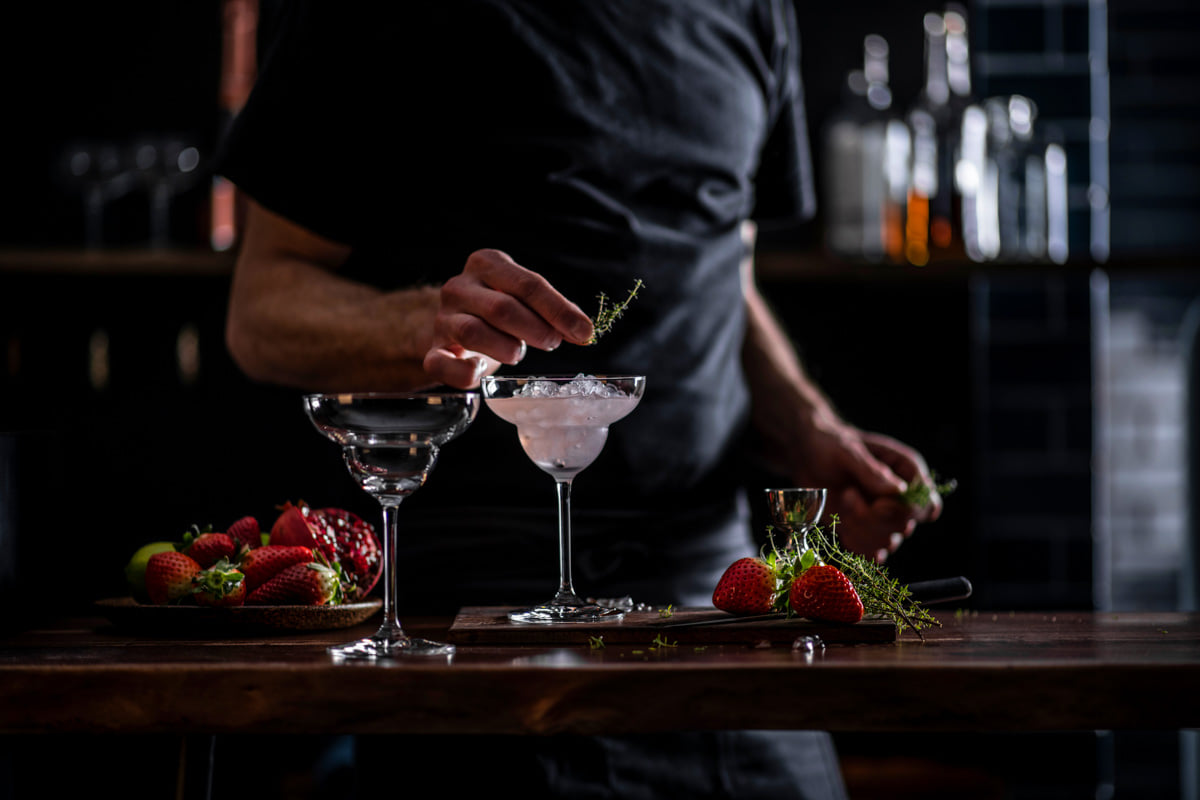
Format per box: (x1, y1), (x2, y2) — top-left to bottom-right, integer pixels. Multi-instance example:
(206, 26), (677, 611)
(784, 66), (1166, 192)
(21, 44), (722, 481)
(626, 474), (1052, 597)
(304, 391), (478, 658)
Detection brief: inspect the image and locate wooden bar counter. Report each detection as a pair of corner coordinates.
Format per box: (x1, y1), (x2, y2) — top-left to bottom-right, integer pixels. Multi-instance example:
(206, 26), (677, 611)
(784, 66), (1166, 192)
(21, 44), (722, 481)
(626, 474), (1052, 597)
(2, 608), (1197, 736)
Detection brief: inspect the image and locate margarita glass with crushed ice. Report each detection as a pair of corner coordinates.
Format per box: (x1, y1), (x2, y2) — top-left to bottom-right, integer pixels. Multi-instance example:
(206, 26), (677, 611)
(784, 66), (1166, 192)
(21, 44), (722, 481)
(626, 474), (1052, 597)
(481, 374), (645, 623)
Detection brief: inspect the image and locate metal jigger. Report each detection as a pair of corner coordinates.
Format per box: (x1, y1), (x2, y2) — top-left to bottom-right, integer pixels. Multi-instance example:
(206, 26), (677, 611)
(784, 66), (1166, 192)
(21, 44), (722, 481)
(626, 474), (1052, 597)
(764, 488), (827, 552)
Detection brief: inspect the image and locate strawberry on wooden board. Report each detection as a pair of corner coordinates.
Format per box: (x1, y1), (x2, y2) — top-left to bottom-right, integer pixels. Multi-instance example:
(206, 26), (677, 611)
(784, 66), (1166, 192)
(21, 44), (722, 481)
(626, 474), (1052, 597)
(712, 557), (776, 615)
(225, 516), (262, 552)
(269, 501), (381, 601)
(183, 530), (237, 569)
(192, 559), (246, 607)
(246, 561), (343, 606)
(239, 545), (315, 592)
(788, 564), (864, 624)
(144, 551), (202, 604)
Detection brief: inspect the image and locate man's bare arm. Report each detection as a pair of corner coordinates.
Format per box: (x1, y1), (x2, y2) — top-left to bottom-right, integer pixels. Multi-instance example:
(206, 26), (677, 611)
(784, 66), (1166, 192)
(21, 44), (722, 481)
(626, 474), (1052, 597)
(226, 199), (594, 392)
(225, 199), (441, 392)
(738, 230), (939, 559)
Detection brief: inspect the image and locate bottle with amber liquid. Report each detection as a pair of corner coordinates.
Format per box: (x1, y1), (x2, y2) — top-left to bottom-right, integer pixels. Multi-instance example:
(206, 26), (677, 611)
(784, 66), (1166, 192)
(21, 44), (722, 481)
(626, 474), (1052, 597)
(906, 5), (974, 265)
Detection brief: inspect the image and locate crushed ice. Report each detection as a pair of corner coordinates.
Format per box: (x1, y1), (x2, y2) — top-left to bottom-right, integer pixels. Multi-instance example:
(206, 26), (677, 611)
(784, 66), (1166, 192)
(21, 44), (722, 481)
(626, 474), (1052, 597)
(517, 374), (628, 398)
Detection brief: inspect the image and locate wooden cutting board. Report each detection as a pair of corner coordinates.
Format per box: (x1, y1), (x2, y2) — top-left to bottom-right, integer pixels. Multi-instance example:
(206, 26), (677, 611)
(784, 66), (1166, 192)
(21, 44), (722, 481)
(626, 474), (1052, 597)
(447, 606), (898, 645)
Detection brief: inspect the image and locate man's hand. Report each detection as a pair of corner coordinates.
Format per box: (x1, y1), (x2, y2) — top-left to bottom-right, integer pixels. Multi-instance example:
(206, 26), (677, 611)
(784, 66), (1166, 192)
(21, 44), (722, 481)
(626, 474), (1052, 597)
(423, 249), (594, 388)
(790, 418), (942, 562)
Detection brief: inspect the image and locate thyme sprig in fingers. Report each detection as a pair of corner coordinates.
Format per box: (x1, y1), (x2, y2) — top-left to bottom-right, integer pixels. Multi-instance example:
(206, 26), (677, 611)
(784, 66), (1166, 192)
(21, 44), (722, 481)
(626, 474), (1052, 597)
(587, 279), (644, 345)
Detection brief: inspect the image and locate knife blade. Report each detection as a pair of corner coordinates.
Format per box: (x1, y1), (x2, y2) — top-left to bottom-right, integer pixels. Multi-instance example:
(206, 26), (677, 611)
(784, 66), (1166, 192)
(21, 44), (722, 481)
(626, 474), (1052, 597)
(655, 576), (973, 629)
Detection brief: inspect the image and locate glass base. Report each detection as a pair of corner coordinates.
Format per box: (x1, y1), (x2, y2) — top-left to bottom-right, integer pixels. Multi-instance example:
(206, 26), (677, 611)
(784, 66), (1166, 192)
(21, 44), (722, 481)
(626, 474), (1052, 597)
(508, 603), (627, 624)
(328, 634), (455, 659)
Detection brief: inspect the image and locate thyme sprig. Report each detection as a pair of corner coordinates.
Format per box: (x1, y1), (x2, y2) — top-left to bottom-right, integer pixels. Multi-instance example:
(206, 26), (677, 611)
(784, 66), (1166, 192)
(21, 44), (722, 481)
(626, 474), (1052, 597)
(900, 473), (958, 510)
(588, 279), (644, 345)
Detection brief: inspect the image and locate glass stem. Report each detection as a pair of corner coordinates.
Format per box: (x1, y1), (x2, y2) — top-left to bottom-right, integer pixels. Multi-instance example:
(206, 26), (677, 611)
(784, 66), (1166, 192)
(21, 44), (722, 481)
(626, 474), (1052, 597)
(554, 478), (579, 603)
(377, 498), (408, 641)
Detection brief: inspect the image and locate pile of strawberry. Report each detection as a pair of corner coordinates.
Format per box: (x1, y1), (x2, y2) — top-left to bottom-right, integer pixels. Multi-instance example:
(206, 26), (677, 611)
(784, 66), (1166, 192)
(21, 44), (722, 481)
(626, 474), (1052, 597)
(128, 500), (382, 608)
(712, 542), (864, 625)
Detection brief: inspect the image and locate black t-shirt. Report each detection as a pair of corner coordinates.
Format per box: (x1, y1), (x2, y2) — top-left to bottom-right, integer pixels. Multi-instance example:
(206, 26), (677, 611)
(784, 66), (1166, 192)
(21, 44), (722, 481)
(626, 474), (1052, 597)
(218, 0), (815, 607)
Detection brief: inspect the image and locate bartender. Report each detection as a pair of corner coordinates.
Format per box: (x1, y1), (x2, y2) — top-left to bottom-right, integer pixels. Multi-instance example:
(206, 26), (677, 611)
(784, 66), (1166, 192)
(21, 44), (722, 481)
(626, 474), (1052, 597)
(218, 2), (942, 798)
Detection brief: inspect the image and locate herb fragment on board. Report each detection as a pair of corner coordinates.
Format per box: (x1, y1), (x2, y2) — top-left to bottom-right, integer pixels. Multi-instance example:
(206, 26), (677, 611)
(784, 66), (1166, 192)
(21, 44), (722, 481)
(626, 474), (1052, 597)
(658, 604), (674, 618)
(649, 634), (677, 650)
(588, 279), (644, 345)
(588, 635), (606, 650)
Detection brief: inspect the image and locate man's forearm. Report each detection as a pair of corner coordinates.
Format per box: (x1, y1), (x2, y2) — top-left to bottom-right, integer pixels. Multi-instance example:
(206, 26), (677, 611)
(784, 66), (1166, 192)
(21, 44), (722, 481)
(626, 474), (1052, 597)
(225, 201), (441, 392)
(740, 265), (842, 456)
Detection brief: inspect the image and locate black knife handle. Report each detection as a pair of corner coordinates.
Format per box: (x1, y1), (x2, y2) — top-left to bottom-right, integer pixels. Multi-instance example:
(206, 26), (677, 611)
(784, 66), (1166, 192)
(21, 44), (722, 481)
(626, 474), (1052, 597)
(906, 576), (973, 605)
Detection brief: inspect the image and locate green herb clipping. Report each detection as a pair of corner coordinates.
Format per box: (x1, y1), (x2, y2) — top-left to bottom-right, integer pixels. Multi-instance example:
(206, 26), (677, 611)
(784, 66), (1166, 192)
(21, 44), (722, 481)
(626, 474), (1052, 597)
(588, 279), (644, 345)
(900, 473), (958, 509)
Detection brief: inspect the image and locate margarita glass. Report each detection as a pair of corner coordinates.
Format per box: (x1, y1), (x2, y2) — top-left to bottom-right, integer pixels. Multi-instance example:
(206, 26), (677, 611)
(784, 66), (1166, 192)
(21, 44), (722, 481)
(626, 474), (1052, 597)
(304, 391), (478, 658)
(481, 374), (645, 623)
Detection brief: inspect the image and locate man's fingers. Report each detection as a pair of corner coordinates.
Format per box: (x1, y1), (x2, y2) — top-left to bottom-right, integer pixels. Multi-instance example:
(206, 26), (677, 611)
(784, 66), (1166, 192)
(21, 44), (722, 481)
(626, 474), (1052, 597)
(842, 439), (907, 497)
(436, 308), (532, 366)
(464, 250), (593, 344)
(422, 347), (499, 389)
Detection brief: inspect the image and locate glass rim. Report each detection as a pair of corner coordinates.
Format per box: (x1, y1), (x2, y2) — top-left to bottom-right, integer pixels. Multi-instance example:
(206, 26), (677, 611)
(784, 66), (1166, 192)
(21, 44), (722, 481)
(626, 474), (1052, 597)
(480, 374), (645, 382)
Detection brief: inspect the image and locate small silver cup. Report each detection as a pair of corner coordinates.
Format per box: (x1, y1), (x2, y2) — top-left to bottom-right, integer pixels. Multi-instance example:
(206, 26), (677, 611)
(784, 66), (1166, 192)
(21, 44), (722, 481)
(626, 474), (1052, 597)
(764, 488), (827, 551)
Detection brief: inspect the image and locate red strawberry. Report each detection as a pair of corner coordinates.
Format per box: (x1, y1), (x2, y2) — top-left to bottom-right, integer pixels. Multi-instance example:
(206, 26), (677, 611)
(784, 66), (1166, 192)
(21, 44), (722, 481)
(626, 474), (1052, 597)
(269, 501), (381, 601)
(184, 531), (237, 568)
(226, 516), (262, 551)
(246, 561), (343, 606)
(144, 551), (201, 604)
(712, 557), (777, 615)
(239, 545), (315, 592)
(191, 559), (246, 607)
(788, 564), (864, 624)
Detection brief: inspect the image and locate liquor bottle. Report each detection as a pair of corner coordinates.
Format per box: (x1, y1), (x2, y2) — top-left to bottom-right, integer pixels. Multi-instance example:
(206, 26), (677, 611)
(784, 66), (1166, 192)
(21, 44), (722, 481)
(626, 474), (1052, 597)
(905, 12), (950, 266)
(906, 7), (975, 265)
(944, 3), (977, 259)
(823, 35), (908, 263)
(823, 67), (871, 260)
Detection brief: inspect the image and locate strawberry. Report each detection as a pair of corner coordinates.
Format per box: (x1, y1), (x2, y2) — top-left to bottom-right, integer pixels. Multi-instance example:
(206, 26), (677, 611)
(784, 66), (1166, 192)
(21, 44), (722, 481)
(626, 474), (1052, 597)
(788, 564), (864, 624)
(191, 559), (246, 607)
(712, 557), (777, 615)
(183, 530), (237, 568)
(269, 501), (381, 601)
(239, 545), (315, 592)
(226, 516), (262, 552)
(246, 561), (343, 606)
(144, 551), (201, 604)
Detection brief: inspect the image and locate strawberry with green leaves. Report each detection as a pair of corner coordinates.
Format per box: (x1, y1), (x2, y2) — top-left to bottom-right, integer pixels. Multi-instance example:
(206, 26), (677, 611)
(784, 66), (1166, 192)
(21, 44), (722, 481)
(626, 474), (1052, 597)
(246, 561), (343, 606)
(144, 551), (202, 604)
(191, 559), (247, 607)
